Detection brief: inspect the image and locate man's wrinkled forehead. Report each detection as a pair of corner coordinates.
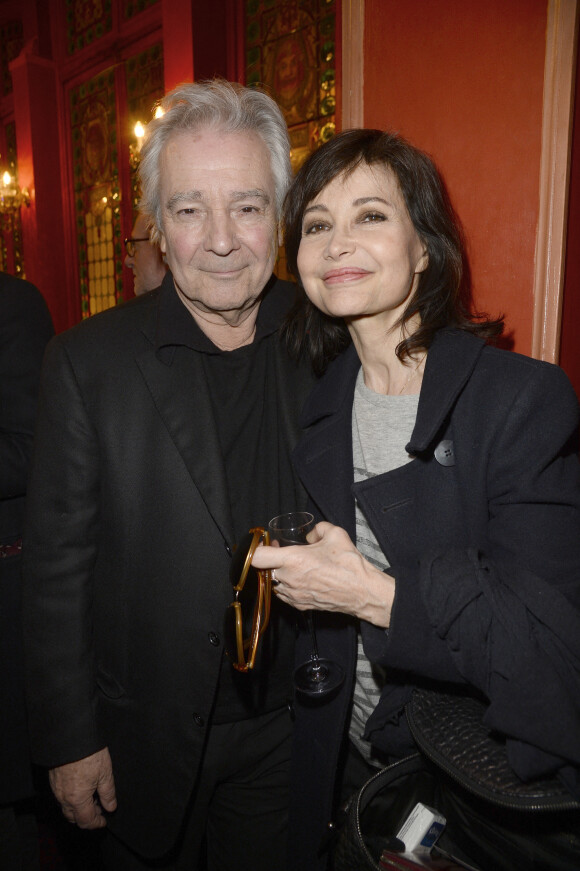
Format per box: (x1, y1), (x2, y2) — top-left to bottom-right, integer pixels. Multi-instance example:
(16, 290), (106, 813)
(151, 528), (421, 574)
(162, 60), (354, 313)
(159, 126), (277, 210)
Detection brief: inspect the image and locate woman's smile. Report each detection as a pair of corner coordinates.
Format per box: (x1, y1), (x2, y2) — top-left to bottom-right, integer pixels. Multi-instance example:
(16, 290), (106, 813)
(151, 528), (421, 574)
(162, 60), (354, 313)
(321, 266), (373, 284)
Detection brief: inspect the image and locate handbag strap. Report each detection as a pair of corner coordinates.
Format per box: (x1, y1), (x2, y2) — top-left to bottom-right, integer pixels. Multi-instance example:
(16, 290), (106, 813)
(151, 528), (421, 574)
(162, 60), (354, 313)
(334, 755), (426, 871)
(406, 688), (580, 812)
(352, 753), (425, 815)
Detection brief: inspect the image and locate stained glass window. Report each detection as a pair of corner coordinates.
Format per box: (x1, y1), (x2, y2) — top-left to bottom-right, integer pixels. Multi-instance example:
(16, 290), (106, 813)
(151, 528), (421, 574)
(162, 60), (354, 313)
(0, 19), (23, 97)
(126, 43), (165, 211)
(123, 0), (159, 21)
(68, 40), (164, 317)
(85, 206), (116, 314)
(66, 0), (113, 56)
(245, 0), (337, 174)
(70, 68), (121, 317)
(0, 21), (24, 273)
(0, 122), (25, 277)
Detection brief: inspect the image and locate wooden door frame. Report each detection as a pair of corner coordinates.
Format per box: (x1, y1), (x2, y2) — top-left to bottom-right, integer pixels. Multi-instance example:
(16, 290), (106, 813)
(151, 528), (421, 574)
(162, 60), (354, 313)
(532, 0), (578, 363)
(341, 0), (364, 129)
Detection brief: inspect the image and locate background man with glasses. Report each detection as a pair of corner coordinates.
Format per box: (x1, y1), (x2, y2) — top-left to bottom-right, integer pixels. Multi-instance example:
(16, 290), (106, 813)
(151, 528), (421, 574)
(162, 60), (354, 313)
(124, 211), (168, 296)
(22, 80), (313, 871)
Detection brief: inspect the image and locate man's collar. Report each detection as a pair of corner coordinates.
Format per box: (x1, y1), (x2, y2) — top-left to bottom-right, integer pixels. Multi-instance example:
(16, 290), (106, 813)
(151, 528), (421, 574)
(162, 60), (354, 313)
(155, 271), (296, 362)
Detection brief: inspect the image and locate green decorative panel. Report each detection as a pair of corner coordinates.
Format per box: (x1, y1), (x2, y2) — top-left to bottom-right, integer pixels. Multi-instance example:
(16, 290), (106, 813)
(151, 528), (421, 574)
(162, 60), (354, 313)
(0, 19), (23, 97)
(70, 68), (122, 317)
(245, 0), (337, 174)
(126, 42), (165, 211)
(123, 0), (159, 20)
(66, 0), (113, 56)
(126, 43), (164, 119)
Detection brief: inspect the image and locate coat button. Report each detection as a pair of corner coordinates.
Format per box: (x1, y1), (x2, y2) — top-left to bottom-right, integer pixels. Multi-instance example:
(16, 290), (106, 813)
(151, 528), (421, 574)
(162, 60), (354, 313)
(434, 439), (455, 466)
(193, 713), (205, 727)
(208, 631), (220, 646)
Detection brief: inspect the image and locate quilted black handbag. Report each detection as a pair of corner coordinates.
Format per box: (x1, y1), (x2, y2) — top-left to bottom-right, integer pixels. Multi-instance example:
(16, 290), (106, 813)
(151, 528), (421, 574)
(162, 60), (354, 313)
(332, 689), (580, 871)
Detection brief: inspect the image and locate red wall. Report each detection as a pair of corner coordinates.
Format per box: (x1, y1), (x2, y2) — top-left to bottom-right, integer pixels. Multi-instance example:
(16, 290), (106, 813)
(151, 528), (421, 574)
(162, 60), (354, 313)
(363, 0), (547, 355)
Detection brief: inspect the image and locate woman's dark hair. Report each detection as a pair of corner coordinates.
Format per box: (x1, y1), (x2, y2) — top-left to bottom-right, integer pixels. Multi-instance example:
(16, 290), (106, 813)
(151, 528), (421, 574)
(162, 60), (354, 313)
(283, 129), (503, 375)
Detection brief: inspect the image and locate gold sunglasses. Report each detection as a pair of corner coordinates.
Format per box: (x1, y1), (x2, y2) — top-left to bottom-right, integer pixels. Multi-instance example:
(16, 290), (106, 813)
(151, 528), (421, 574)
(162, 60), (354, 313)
(224, 528), (272, 672)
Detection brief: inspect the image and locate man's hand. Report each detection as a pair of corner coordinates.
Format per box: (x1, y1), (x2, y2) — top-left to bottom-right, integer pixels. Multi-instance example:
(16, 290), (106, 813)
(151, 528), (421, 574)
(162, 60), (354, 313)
(49, 747), (117, 829)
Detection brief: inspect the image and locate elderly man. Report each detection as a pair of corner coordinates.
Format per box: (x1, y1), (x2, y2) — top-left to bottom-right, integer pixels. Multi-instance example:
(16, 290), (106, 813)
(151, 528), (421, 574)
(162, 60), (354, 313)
(23, 80), (313, 871)
(124, 211), (168, 296)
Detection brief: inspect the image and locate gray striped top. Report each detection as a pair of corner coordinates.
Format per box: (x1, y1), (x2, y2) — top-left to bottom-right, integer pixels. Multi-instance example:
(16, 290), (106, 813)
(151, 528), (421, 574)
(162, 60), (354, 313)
(349, 367), (419, 764)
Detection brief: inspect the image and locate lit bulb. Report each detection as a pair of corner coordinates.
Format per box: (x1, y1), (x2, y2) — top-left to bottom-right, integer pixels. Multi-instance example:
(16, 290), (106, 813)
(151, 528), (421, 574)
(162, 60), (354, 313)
(133, 121), (145, 156)
(2, 171), (11, 187)
(154, 106), (164, 119)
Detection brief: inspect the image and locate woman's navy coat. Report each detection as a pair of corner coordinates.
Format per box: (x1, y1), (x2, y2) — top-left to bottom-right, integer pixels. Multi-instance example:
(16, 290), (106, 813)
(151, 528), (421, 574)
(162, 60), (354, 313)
(289, 328), (580, 870)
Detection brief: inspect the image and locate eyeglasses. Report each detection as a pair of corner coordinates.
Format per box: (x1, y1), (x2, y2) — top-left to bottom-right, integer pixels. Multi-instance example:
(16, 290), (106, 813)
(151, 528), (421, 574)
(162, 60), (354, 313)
(224, 528), (272, 672)
(124, 237), (149, 257)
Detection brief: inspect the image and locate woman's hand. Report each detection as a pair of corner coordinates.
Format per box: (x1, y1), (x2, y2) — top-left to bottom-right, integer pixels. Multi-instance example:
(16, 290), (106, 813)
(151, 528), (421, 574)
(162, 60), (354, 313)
(251, 521), (395, 628)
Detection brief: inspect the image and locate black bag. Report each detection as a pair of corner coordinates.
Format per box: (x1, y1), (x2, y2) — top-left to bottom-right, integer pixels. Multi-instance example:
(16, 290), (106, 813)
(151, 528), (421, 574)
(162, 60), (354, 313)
(332, 689), (580, 871)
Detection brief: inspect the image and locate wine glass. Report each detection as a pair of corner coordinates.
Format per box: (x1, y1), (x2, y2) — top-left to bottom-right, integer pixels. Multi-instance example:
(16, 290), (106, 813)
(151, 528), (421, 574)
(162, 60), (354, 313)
(269, 511), (345, 697)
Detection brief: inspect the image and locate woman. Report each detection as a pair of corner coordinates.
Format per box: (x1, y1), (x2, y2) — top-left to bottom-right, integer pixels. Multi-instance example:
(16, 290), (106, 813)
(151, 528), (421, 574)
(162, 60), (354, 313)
(251, 129), (580, 869)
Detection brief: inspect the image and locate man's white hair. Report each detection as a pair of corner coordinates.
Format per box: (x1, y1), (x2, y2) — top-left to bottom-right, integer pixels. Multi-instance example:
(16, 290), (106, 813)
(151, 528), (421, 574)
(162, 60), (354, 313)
(139, 79), (292, 244)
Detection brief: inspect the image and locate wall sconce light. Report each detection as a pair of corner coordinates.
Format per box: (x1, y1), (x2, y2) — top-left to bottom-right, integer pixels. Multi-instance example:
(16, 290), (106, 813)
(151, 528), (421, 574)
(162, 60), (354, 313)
(129, 121), (145, 171)
(134, 121), (145, 151)
(0, 169), (30, 215)
(128, 107), (165, 171)
(88, 183), (115, 220)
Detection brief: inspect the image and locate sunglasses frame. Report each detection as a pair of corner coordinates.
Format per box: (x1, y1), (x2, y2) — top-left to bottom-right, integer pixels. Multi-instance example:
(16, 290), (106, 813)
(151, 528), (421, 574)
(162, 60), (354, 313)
(227, 527), (271, 672)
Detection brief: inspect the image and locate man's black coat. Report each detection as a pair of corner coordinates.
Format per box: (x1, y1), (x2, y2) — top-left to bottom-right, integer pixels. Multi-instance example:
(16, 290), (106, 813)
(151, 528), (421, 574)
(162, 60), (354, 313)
(22, 276), (312, 857)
